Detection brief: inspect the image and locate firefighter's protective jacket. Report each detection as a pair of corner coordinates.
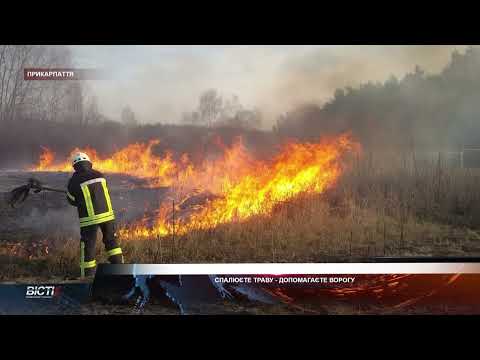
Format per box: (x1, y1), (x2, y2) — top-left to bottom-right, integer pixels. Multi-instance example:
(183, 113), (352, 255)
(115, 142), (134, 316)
(66, 163), (115, 228)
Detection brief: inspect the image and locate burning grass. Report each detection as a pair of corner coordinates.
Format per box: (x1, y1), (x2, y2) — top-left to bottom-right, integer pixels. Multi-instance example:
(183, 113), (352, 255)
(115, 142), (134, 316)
(3, 138), (480, 281)
(3, 167), (480, 281)
(32, 134), (361, 238)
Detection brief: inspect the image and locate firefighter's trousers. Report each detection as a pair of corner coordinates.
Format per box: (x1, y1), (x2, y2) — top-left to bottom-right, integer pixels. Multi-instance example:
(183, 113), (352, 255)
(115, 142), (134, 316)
(80, 220), (123, 276)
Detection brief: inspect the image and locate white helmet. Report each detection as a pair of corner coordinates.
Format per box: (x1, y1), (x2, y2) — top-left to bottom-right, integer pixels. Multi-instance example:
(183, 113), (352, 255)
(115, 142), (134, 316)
(72, 152), (91, 167)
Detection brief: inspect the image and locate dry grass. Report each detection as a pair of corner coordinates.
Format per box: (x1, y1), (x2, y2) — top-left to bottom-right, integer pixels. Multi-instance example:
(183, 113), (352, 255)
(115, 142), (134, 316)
(3, 150), (480, 281)
(119, 150), (480, 263)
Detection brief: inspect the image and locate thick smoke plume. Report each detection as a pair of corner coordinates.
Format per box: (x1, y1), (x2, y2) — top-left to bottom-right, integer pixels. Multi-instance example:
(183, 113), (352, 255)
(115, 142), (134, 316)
(76, 45), (467, 127)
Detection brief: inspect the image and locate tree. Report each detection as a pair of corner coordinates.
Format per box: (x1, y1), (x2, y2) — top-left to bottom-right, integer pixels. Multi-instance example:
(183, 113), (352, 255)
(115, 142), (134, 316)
(181, 111), (200, 125)
(0, 45), (75, 123)
(39, 46), (75, 123)
(198, 89), (223, 127)
(274, 47), (480, 150)
(85, 95), (100, 125)
(235, 109), (262, 129)
(0, 46), (38, 122)
(64, 81), (84, 125)
(121, 105), (137, 127)
(221, 94), (243, 119)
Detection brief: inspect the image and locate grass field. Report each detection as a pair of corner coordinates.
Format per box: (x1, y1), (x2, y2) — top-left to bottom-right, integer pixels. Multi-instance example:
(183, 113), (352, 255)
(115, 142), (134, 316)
(2, 150), (480, 281)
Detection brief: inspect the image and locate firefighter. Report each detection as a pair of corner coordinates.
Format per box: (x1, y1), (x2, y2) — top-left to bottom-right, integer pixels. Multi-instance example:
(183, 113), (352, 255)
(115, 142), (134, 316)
(66, 152), (124, 276)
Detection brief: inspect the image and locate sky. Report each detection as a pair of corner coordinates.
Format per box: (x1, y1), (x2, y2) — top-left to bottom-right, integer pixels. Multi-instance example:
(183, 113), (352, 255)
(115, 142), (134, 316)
(69, 45), (468, 128)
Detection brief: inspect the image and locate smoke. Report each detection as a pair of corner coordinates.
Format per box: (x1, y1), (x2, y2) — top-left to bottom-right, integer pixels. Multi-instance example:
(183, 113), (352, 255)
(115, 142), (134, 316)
(259, 45), (468, 121)
(74, 45), (468, 128)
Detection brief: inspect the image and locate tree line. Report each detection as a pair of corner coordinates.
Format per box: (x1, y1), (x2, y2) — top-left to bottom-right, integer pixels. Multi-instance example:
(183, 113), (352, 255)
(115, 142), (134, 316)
(3, 45), (480, 167)
(0, 45), (139, 128)
(181, 89), (262, 130)
(274, 46), (480, 151)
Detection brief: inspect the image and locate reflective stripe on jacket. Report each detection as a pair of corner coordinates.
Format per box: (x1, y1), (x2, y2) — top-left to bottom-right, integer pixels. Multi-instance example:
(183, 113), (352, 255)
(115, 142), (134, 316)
(67, 166), (115, 227)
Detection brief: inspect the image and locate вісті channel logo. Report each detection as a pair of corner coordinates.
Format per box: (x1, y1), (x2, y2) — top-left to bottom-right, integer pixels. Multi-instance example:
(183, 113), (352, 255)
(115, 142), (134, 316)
(25, 285), (61, 299)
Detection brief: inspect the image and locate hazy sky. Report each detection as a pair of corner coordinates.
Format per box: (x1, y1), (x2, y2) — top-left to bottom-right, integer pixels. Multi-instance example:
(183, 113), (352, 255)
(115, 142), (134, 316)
(69, 45), (468, 128)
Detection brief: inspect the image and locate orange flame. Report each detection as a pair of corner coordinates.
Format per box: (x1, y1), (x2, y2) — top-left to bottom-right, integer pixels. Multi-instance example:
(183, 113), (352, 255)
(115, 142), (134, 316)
(121, 134), (361, 238)
(33, 140), (179, 187)
(32, 134), (361, 239)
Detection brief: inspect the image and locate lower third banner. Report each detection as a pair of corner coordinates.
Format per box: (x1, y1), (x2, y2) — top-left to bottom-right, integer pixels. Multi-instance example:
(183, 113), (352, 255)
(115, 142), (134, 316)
(89, 262), (480, 314)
